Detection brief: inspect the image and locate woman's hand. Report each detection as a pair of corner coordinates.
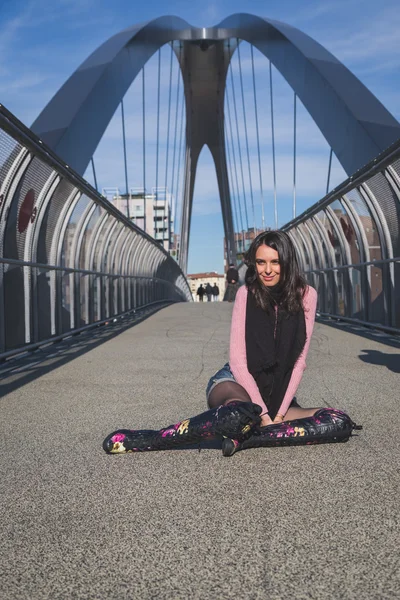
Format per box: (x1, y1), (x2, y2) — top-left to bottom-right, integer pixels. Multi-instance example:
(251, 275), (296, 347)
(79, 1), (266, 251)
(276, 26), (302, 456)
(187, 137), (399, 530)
(273, 414), (285, 424)
(260, 413), (273, 427)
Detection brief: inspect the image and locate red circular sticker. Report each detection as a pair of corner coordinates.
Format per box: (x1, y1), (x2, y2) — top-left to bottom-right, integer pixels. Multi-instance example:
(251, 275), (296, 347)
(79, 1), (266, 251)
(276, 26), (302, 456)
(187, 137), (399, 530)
(18, 189), (35, 233)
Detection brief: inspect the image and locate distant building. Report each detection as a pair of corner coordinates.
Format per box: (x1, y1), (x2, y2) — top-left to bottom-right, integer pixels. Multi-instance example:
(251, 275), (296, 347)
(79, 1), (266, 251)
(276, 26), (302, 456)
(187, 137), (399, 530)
(187, 272), (226, 301)
(168, 232), (180, 263)
(224, 227), (268, 269)
(103, 187), (174, 252)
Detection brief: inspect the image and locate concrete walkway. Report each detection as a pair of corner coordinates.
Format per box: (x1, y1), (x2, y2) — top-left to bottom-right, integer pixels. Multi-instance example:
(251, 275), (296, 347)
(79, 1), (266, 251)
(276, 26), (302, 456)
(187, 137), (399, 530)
(1, 302), (399, 599)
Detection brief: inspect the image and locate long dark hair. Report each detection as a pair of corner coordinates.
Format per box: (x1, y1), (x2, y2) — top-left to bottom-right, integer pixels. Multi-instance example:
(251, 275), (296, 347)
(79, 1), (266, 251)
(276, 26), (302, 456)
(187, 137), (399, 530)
(244, 230), (306, 313)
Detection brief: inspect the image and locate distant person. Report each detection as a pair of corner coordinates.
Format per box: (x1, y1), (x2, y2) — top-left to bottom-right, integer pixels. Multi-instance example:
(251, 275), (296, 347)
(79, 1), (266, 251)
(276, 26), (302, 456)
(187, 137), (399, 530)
(205, 283), (213, 302)
(197, 284), (205, 302)
(212, 283), (220, 302)
(224, 262), (240, 302)
(226, 263), (239, 284)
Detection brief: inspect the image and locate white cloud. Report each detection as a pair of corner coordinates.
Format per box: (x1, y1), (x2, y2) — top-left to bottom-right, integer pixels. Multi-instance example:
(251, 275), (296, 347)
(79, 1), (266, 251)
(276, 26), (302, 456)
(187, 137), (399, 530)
(325, 8), (400, 67)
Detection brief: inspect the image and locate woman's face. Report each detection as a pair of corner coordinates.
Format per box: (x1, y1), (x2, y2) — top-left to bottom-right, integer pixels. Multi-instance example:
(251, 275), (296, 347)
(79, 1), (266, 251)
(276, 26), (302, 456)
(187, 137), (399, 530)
(255, 244), (281, 287)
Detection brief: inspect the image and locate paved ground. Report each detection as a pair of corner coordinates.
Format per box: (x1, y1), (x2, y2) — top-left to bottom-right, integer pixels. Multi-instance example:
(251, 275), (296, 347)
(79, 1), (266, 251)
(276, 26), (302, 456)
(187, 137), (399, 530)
(1, 302), (399, 600)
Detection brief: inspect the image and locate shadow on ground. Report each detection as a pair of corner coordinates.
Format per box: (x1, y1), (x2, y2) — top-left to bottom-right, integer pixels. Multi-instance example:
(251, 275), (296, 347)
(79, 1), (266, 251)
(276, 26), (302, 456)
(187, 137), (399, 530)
(0, 304), (170, 399)
(359, 349), (400, 373)
(317, 315), (400, 350)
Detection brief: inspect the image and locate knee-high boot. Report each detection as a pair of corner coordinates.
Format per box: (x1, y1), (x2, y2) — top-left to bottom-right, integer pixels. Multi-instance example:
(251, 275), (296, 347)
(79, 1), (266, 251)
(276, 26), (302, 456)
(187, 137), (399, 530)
(103, 402), (262, 454)
(222, 408), (362, 457)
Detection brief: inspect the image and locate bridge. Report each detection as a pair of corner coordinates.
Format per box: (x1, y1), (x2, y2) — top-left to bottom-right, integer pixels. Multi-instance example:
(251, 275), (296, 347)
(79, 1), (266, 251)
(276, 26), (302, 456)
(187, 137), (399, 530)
(0, 13), (399, 600)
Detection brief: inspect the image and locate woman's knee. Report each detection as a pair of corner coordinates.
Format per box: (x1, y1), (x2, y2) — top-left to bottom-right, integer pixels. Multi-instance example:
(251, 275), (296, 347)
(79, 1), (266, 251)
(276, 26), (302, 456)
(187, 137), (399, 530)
(207, 381), (251, 409)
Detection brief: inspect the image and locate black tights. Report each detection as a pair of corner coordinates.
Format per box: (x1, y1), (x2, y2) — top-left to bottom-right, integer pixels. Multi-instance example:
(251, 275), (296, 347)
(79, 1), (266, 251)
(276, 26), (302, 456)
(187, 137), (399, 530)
(207, 381), (251, 409)
(207, 381), (319, 421)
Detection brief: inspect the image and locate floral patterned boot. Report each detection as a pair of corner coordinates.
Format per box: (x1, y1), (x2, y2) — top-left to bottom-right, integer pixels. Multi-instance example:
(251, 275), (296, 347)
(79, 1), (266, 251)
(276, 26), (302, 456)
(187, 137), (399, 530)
(222, 408), (362, 456)
(103, 401), (262, 454)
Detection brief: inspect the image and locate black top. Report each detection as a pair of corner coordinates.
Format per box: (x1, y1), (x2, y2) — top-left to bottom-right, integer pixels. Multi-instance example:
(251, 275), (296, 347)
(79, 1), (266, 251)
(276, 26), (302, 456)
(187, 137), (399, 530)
(245, 288), (306, 420)
(226, 267), (239, 284)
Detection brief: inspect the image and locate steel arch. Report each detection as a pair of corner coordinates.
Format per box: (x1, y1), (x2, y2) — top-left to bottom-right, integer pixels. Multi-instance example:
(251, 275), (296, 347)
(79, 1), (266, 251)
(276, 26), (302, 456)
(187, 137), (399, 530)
(31, 13), (400, 272)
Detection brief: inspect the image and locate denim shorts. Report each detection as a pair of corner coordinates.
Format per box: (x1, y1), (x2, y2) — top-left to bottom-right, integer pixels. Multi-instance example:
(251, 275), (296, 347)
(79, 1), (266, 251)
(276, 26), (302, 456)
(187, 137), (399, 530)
(205, 362), (236, 400)
(205, 363), (302, 410)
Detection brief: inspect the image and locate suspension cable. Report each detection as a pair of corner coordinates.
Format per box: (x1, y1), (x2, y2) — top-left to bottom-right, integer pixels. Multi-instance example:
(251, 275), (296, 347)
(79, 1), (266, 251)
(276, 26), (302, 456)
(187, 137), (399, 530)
(229, 42), (249, 232)
(142, 66), (146, 232)
(163, 42), (174, 246)
(237, 39), (256, 233)
(326, 148), (333, 195)
(174, 81), (185, 233)
(216, 69), (234, 264)
(155, 48), (161, 201)
(121, 99), (130, 219)
(224, 114), (240, 245)
(226, 41), (245, 237)
(251, 44), (265, 231)
(223, 74), (241, 244)
(170, 43), (182, 224)
(91, 157), (98, 192)
(226, 73), (244, 236)
(293, 92), (297, 219)
(269, 61), (278, 228)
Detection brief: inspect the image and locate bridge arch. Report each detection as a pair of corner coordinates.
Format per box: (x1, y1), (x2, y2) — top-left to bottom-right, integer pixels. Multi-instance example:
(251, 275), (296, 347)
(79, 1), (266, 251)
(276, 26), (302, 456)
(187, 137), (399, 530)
(32, 13), (400, 177)
(31, 13), (400, 271)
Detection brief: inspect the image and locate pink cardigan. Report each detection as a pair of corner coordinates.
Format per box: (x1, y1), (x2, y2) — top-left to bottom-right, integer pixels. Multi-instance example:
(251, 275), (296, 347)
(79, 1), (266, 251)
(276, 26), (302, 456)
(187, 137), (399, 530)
(229, 285), (318, 417)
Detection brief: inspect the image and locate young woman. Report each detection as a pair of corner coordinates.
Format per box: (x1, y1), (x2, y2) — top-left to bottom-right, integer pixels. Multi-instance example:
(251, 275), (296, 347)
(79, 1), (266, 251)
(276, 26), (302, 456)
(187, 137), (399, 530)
(103, 230), (360, 456)
(207, 229), (319, 425)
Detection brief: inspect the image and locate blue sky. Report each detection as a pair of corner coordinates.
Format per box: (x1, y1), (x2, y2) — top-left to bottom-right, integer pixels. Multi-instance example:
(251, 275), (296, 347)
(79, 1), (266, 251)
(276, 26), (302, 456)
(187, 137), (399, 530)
(1, 0), (399, 273)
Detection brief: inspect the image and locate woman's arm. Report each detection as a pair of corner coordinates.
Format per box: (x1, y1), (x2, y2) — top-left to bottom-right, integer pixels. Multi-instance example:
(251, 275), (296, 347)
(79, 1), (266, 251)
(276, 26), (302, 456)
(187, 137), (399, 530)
(274, 286), (318, 420)
(229, 286), (271, 422)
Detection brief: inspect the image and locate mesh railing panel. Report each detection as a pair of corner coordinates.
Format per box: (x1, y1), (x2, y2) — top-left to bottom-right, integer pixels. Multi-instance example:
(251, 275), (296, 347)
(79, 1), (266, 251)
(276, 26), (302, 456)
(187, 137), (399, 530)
(4, 157), (53, 260)
(283, 139), (400, 330)
(37, 179), (78, 263)
(3, 263), (25, 349)
(92, 216), (112, 272)
(60, 195), (92, 268)
(0, 134), (24, 206)
(79, 205), (103, 270)
(390, 158), (400, 183)
(345, 188), (382, 260)
(319, 210), (345, 267)
(365, 173), (400, 256)
(0, 106), (191, 357)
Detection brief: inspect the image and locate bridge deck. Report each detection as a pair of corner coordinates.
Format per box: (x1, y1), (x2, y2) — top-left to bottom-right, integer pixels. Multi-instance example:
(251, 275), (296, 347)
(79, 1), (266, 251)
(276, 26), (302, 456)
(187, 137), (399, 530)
(1, 303), (399, 599)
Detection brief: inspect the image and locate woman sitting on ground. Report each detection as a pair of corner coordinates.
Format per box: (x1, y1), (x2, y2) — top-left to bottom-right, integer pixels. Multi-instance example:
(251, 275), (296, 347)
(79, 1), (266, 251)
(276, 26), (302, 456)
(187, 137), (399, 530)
(103, 230), (360, 455)
(207, 229), (319, 424)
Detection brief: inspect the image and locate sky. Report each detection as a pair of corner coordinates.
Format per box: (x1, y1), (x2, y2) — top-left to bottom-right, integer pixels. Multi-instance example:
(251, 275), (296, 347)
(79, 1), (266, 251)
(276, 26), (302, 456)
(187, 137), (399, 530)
(0, 0), (399, 274)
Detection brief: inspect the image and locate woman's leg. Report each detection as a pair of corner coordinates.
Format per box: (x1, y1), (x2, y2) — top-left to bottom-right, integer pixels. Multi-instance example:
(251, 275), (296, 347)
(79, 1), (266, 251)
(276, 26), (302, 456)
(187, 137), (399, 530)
(207, 381), (252, 409)
(104, 386), (262, 454)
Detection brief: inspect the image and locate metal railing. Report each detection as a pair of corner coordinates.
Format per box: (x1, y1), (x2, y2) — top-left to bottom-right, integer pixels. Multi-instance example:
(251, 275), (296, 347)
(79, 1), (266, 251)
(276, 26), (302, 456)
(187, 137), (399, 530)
(0, 104), (191, 359)
(281, 137), (400, 333)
